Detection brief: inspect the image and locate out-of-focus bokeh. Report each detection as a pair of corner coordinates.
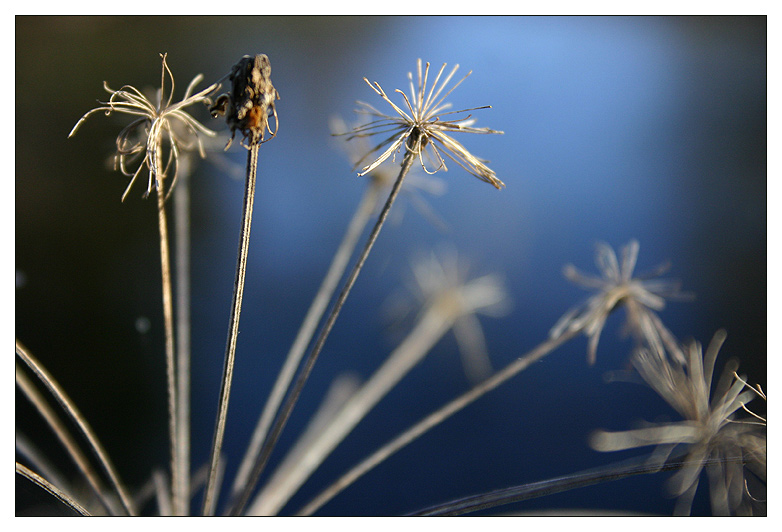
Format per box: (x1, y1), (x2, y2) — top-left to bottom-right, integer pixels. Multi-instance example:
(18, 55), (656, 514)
(16, 16), (765, 516)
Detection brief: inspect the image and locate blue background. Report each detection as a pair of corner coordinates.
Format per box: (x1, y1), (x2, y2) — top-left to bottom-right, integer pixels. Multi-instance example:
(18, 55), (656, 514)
(16, 16), (766, 516)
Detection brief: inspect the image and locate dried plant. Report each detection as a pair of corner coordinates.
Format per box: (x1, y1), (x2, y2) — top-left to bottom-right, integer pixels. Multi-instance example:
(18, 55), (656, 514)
(226, 58), (506, 517)
(200, 53), (280, 516)
(69, 53), (220, 202)
(590, 331), (766, 515)
(344, 58), (505, 188)
(550, 240), (691, 365)
(16, 53), (765, 518)
(66, 53), (220, 515)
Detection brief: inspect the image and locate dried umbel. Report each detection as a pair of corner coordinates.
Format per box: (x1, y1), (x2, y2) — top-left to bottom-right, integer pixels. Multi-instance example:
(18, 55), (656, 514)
(345, 59), (505, 189)
(210, 54), (280, 149)
(69, 53), (219, 201)
(590, 332), (766, 515)
(549, 240), (690, 365)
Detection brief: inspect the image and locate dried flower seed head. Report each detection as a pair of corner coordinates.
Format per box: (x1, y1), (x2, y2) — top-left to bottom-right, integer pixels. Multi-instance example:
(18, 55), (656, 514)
(590, 332), (766, 515)
(330, 116), (447, 228)
(393, 247), (511, 382)
(210, 54), (280, 149)
(550, 240), (691, 365)
(69, 53), (219, 201)
(344, 59), (505, 189)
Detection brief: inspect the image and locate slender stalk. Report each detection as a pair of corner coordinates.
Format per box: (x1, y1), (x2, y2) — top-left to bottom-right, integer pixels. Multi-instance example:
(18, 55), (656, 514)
(15, 432), (72, 495)
(229, 150), (416, 516)
(407, 456), (720, 516)
(203, 452), (227, 517)
(152, 469), (173, 516)
(249, 304), (454, 515)
(297, 327), (581, 515)
(173, 164), (192, 515)
(201, 141), (260, 515)
(15, 341), (137, 516)
(155, 173), (181, 515)
(16, 462), (91, 516)
(16, 364), (117, 515)
(247, 375), (361, 513)
(230, 181), (382, 499)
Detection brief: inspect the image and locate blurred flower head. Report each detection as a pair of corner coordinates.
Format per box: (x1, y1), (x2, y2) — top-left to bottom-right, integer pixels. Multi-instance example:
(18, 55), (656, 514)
(550, 240), (690, 365)
(590, 331), (766, 515)
(391, 247), (511, 382)
(69, 53), (219, 201)
(343, 59), (505, 189)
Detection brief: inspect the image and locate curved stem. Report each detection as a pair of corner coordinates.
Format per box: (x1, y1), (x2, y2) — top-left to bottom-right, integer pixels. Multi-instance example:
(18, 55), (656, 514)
(16, 462), (91, 516)
(201, 142), (260, 515)
(15, 431), (72, 494)
(16, 365), (115, 515)
(15, 341), (137, 516)
(229, 150), (416, 516)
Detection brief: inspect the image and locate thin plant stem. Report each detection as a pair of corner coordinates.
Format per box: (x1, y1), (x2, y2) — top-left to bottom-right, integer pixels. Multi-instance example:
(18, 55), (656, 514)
(203, 453), (228, 517)
(249, 304), (454, 515)
(201, 141), (260, 516)
(245, 374), (360, 512)
(16, 364), (117, 515)
(229, 150), (416, 516)
(16, 462), (91, 516)
(155, 169), (182, 515)
(407, 455), (726, 516)
(297, 327), (581, 515)
(15, 432), (72, 495)
(230, 181), (382, 499)
(152, 469), (173, 516)
(15, 340), (137, 516)
(174, 163), (192, 515)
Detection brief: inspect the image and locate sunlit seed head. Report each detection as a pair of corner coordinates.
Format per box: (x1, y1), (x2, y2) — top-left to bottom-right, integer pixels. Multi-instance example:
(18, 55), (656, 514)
(329, 115), (448, 228)
(342, 59), (505, 189)
(69, 53), (220, 201)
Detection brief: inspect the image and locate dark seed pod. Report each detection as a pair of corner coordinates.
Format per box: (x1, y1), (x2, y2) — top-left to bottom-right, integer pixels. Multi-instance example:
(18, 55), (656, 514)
(210, 54), (280, 149)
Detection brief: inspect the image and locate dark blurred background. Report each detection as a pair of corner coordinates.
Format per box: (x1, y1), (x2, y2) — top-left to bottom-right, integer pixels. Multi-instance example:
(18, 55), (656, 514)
(16, 16), (765, 516)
